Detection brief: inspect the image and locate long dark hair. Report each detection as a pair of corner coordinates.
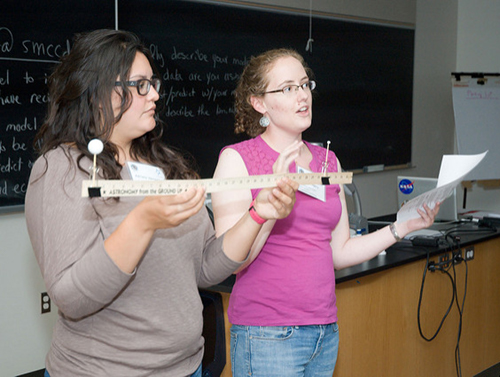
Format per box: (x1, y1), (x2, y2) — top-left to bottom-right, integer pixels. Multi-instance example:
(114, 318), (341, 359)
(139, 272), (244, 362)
(34, 29), (198, 180)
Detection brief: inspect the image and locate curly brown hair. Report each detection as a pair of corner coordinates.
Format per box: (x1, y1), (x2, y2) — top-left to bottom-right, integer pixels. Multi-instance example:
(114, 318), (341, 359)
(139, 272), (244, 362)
(233, 48), (314, 137)
(34, 29), (198, 180)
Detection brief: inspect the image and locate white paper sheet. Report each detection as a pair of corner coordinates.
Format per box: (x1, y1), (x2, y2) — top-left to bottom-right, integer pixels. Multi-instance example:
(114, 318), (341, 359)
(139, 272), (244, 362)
(396, 151), (488, 223)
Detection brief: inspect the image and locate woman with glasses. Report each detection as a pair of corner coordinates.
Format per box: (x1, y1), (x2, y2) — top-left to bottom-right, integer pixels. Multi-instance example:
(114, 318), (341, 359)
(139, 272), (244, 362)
(25, 31), (298, 377)
(211, 48), (440, 376)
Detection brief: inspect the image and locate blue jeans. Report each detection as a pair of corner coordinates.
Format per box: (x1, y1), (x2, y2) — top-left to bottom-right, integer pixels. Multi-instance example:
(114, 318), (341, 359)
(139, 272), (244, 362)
(192, 363), (202, 377)
(44, 364), (202, 377)
(230, 323), (339, 377)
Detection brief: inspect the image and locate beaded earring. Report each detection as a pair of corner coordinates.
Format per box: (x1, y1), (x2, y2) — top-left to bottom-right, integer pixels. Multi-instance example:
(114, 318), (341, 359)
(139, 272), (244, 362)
(259, 116), (270, 127)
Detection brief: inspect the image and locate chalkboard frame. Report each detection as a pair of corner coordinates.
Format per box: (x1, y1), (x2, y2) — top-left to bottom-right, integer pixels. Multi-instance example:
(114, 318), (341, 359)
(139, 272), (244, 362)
(119, 0), (415, 177)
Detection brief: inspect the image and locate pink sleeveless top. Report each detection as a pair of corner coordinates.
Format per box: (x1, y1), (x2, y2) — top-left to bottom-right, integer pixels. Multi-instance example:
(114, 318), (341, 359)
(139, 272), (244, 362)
(223, 136), (342, 326)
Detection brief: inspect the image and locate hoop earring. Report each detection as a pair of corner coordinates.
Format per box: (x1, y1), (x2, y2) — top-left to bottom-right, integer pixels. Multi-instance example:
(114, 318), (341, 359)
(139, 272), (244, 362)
(259, 116), (270, 127)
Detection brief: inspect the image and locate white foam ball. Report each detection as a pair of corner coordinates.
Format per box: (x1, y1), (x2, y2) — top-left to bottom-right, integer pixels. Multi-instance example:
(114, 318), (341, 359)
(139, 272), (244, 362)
(88, 139), (104, 155)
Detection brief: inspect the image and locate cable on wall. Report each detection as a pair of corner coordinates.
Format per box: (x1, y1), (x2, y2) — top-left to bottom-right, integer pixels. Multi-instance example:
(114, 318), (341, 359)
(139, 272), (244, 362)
(305, 0), (314, 54)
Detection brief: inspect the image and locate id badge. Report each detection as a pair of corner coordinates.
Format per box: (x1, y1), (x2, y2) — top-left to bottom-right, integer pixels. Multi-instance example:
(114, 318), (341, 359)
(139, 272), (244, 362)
(126, 161), (165, 181)
(297, 166), (326, 201)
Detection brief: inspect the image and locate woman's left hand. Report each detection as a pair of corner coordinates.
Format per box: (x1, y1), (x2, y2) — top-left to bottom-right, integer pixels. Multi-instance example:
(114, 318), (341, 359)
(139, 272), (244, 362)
(405, 202), (442, 233)
(252, 177), (299, 221)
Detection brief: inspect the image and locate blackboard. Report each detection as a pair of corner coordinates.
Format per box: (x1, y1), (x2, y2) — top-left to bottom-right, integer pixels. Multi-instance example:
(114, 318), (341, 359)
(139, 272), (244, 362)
(0, 0), (415, 211)
(0, 1), (115, 212)
(119, 0), (414, 178)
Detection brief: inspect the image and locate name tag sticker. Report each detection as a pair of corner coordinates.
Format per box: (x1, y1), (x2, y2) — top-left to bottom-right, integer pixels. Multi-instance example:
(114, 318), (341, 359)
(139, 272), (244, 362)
(126, 161), (165, 181)
(297, 166), (325, 201)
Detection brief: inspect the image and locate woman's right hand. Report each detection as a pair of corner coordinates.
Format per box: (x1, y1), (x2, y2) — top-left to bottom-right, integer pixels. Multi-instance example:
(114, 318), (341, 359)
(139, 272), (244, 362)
(272, 140), (304, 174)
(104, 187), (206, 274)
(138, 187), (207, 231)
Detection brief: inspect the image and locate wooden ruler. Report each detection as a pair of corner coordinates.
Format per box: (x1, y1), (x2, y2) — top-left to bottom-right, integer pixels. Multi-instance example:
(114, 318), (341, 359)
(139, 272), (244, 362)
(82, 172), (352, 198)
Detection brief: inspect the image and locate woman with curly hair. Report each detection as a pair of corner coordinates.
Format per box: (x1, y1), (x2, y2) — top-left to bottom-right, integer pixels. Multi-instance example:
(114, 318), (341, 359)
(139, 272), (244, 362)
(212, 48), (440, 376)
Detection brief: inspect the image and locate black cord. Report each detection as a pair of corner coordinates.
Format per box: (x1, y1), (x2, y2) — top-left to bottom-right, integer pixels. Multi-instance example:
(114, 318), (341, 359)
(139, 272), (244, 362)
(451, 240), (468, 377)
(422, 234), (469, 377)
(417, 238), (469, 377)
(443, 235), (463, 377)
(417, 251), (455, 341)
(416, 221), (494, 376)
(444, 224), (497, 239)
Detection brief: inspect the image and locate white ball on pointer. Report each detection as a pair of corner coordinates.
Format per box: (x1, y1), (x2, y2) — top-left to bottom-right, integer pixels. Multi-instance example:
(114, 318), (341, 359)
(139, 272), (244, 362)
(88, 139), (104, 155)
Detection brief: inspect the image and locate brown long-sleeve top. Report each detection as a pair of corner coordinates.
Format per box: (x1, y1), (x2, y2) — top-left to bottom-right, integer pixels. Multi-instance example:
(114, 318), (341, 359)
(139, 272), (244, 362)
(25, 145), (241, 376)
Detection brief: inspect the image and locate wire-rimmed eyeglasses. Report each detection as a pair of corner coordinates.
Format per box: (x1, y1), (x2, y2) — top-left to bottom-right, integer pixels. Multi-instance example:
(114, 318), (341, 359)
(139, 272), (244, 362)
(115, 78), (161, 96)
(263, 80), (316, 96)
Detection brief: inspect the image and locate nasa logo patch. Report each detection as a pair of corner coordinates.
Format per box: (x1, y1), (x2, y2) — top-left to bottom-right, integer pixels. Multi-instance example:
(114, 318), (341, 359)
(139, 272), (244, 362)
(399, 179), (414, 195)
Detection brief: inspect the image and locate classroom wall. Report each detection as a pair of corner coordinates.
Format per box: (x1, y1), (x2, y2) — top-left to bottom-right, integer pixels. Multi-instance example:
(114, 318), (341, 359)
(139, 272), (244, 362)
(355, 0), (458, 218)
(355, 0), (500, 218)
(0, 211), (58, 375)
(453, 0), (500, 214)
(241, 0), (416, 25)
(1, 0), (499, 375)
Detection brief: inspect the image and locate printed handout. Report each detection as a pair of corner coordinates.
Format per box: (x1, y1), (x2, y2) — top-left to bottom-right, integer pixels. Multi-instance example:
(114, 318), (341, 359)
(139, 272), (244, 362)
(396, 151), (488, 222)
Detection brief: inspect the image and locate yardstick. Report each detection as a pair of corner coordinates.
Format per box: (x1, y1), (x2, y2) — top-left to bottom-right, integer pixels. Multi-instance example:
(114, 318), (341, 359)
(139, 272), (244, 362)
(82, 172), (352, 198)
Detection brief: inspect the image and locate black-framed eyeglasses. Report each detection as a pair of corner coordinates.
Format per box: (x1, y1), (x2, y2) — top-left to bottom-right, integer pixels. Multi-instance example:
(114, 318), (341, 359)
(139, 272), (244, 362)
(115, 78), (161, 96)
(263, 80), (316, 96)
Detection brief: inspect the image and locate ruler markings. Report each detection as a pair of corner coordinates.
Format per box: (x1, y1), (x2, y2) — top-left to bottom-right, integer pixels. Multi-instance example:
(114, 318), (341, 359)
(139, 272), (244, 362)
(82, 172), (352, 198)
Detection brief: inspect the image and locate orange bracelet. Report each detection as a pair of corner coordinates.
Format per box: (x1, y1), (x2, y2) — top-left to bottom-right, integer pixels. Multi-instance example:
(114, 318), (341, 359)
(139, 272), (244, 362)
(249, 199), (267, 224)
